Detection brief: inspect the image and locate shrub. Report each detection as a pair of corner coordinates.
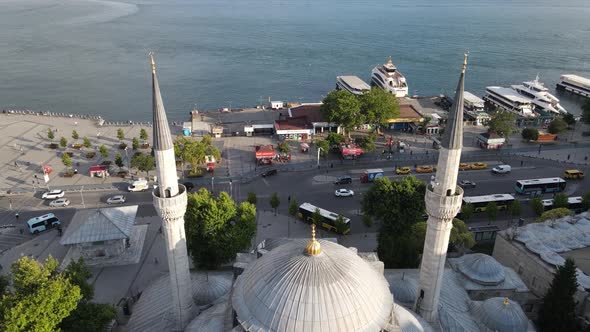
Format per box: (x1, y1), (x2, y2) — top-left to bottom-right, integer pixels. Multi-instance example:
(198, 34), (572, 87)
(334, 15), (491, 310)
(521, 128), (539, 141)
(536, 208), (571, 222)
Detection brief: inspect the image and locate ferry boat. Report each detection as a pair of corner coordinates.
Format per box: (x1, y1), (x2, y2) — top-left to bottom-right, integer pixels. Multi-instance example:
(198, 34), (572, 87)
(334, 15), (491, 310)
(556, 74), (590, 98)
(511, 76), (567, 114)
(483, 86), (535, 117)
(370, 57), (408, 98)
(335, 75), (371, 95)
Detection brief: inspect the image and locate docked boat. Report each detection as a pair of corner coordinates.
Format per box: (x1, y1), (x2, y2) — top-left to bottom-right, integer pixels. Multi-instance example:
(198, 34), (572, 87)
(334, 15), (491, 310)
(370, 57), (408, 98)
(511, 76), (567, 114)
(483, 86), (535, 117)
(557, 74), (590, 98)
(336, 75), (371, 95)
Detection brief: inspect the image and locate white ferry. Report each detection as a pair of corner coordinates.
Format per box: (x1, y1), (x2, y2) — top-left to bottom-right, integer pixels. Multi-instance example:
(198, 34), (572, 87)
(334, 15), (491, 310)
(511, 76), (567, 114)
(483, 86), (535, 117)
(556, 74), (590, 98)
(335, 75), (371, 95)
(370, 57), (408, 98)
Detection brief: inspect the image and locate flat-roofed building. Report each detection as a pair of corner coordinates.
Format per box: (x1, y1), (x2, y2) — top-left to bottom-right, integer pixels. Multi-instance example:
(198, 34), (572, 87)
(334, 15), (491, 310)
(336, 75), (371, 95)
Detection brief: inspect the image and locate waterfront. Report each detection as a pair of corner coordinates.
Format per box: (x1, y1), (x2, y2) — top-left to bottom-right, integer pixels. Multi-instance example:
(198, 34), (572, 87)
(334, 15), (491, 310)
(0, 0), (589, 121)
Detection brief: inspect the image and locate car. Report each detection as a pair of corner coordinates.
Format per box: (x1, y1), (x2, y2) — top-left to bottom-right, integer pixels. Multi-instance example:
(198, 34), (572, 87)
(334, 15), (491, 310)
(49, 198), (70, 207)
(492, 165), (511, 174)
(459, 163), (471, 171)
(334, 176), (352, 185)
(182, 182), (195, 191)
(106, 195), (126, 204)
(261, 169), (278, 177)
(564, 169), (585, 179)
(335, 189), (354, 197)
(415, 165), (434, 173)
(396, 167), (411, 175)
(459, 180), (476, 189)
(470, 162), (488, 170)
(42, 190), (65, 200)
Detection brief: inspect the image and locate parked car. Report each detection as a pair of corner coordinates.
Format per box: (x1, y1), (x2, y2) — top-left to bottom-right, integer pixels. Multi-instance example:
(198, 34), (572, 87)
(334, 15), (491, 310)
(415, 165), (434, 173)
(49, 198), (70, 207)
(335, 189), (354, 197)
(470, 162), (488, 170)
(261, 169), (278, 177)
(459, 180), (477, 189)
(396, 167), (411, 175)
(42, 190), (65, 200)
(459, 163), (471, 171)
(334, 176), (352, 185)
(182, 182), (195, 191)
(106, 195), (126, 204)
(492, 165), (511, 174)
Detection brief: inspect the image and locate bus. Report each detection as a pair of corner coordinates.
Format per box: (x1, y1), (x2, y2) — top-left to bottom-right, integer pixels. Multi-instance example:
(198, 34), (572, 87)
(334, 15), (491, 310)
(514, 177), (566, 195)
(542, 196), (585, 213)
(298, 203), (351, 234)
(26, 213), (61, 234)
(462, 194), (516, 213)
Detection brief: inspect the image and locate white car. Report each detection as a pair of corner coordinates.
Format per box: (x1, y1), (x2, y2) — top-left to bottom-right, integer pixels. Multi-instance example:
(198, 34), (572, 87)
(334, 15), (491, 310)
(492, 165), (512, 174)
(49, 198), (70, 207)
(42, 190), (65, 200)
(335, 189), (354, 197)
(106, 195), (126, 204)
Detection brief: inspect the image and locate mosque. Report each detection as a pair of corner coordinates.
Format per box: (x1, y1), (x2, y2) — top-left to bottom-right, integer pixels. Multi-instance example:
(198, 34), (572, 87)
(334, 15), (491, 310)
(125, 54), (537, 331)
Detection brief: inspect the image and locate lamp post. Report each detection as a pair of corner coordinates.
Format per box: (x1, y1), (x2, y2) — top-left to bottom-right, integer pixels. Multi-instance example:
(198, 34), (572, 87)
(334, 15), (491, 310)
(124, 147), (130, 174)
(229, 180), (233, 198)
(211, 176), (215, 193)
(317, 147), (322, 168)
(80, 185), (85, 208)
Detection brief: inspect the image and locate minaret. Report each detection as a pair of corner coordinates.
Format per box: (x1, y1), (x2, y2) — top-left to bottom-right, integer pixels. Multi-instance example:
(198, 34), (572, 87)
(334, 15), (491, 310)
(415, 54), (468, 324)
(150, 53), (195, 331)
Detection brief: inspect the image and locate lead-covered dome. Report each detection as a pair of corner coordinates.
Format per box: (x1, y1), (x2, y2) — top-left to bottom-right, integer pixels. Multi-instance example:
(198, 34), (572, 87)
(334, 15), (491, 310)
(232, 239), (394, 331)
(472, 297), (528, 332)
(457, 253), (506, 285)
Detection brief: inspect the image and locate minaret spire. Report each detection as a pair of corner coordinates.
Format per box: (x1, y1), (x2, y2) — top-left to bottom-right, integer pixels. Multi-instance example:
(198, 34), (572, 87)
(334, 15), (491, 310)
(150, 53), (195, 331)
(414, 54), (467, 325)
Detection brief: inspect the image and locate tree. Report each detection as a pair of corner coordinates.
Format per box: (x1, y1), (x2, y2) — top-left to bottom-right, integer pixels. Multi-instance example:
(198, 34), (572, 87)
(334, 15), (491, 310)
(246, 192), (257, 206)
(582, 192), (590, 211)
(360, 87), (399, 132)
(562, 113), (576, 126)
(311, 208), (323, 226)
(116, 128), (125, 142)
(185, 189), (257, 269)
(354, 133), (376, 152)
(174, 137), (206, 176)
(537, 258), (578, 331)
(0, 275), (9, 295)
(531, 197), (544, 216)
(99, 144), (108, 159)
(62, 153), (72, 171)
(47, 128), (55, 141)
(334, 214), (348, 234)
(288, 197), (299, 219)
(509, 200), (522, 222)
(114, 153), (124, 170)
(450, 218), (476, 252)
(71, 130), (79, 142)
(548, 118), (568, 134)
(488, 110), (517, 141)
(270, 192), (280, 216)
(315, 139), (330, 158)
(521, 128), (539, 141)
(486, 201), (499, 222)
(277, 141), (290, 154)
(139, 128), (148, 143)
(320, 89), (363, 137)
(82, 137), (91, 150)
(132, 137), (139, 150)
(130, 153), (155, 177)
(460, 203), (474, 222)
(326, 132), (345, 149)
(553, 193), (569, 209)
(0, 256), (81, 332)
(537, 208), (571, 223)
(582, 100), (590, 125)
(59, 137), (68, 148)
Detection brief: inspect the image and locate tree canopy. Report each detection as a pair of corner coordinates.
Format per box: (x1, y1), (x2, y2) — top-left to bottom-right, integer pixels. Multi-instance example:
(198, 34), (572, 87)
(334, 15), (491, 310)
(116, 128), (125, 141)
(553, 193), (569, 209)
(562, 113), (576, 126)
(185, 188), (257, 269)
(59, 137), (68, 148)
(536, 208), (571, 223)
(114, 153), (124, 169)
(548, 118), (568, 134)
(130, 153), (155, 176)
(132, 137), (140, 150)
(47, 129), (55, 141)
(531, 197), (544, 216)
(174, 136), (221, 176)
(99, 145), (108, 159)
(270, 192), (280, 215)
(139, 128), (148, 142)
(488, 110), (517, 140)
(521, 128), (539, 141)
(538, 258), (578, 331)
(320, 90), (363, 136)
(62, 153), (72, 170)
(360, 87), (399, 130)
(71, 130), (79, 141)
(315, 139), (330, 158)
(82, 137), (91, 149)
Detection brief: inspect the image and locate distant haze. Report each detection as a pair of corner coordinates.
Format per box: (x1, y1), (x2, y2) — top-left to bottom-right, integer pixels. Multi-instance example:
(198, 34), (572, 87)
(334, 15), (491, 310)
(0, 0), (589, 121)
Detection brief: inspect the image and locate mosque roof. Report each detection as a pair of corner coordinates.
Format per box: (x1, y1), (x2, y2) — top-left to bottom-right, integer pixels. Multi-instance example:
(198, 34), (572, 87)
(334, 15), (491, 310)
(385, 273), (418, 305)
(60, 205), (137, 245)
(456, 253), (506, 285)
(232, 238), (394, 332)
(471, 297), (528, 332)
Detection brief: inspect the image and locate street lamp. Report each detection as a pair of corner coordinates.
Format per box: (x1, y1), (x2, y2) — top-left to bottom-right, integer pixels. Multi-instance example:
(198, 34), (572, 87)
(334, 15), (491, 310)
(80, 185), (86, 208)
(124, 147), (130, 173)
(211, 176), (215, 193)
(317, 147), (322, 168)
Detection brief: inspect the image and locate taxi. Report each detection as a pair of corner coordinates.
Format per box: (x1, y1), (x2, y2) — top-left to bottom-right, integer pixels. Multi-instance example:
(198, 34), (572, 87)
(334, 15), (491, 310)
(415, 165), (435, 173)
(470, 162), (488, 170)
(459, 163), (471, 171)
(564, 169), (585, 180)
(396, 167), (411, 175)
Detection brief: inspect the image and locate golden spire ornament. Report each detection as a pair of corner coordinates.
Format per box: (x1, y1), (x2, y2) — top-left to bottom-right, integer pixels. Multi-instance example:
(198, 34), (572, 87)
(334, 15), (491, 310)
(306, 224), (321, 256)
(150, 52), (156, 74)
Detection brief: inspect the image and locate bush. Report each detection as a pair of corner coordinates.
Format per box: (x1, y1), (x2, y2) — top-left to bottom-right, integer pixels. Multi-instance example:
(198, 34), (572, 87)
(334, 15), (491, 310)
(531, 197), (544, 216)
(548, 118), (568, 134)
(119, 143), (127, 150)
(521, 128), (539, 141)
(536, 208), (571, 222)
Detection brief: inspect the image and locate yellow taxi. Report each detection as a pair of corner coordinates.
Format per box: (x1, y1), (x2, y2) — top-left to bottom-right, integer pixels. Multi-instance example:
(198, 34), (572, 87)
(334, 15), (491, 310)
(470, 162), (488, 170)
(415, 165), (435, 173)
(459, 163), (471, 171)
(564, 169), (585, 179)
(396, 167), (411, 175)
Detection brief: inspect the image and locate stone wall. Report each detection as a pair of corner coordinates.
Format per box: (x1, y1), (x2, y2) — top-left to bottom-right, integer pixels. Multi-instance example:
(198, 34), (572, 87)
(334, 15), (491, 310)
(77, 238), (126, 263)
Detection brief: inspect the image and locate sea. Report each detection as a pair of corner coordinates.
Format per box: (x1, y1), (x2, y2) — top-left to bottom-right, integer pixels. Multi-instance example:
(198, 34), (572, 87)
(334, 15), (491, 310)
(0, 0), (589, 121)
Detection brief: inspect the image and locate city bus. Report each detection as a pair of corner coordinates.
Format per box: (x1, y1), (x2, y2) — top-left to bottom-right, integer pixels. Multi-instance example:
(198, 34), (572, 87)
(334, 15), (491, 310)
(542, 196), (585, 214)
(514, 177), (566, 195)
(462, 194), (516, 213)
(26, 213), (61, 234)
(298, 203), (351, 234)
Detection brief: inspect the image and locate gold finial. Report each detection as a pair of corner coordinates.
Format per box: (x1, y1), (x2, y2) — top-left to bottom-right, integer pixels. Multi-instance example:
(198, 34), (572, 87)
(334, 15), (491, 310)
(305, 224), (322, 256)
(503, 297), (510, 306)
(462, 51), (469, 74)
(149, 52), (156, 74)
(387, 56), (393, 65)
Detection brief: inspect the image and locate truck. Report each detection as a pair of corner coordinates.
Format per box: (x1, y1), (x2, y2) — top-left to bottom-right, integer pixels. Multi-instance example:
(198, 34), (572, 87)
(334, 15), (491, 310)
(360, 169), (384, 183)
(128, 179), (149, 192)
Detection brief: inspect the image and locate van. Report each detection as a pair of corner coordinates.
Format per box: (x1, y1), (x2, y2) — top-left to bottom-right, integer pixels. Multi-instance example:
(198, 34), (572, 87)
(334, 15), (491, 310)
(492, 165), (511, 174)
(334, 176), (352, 185)
(128, 179), (149, 192)
(27, 213), (60, 234)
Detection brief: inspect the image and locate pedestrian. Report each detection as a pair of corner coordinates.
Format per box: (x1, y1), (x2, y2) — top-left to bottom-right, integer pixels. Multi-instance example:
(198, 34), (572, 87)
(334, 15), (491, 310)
(288, 195), (291, 203)
(34, 174), (37, 179)
(520, 160), (523, 167)
(15, 213), (19, 221)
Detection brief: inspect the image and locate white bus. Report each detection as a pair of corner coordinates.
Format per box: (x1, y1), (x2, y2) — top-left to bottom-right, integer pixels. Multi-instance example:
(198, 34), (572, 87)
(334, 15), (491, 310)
(514, 177), (566, 195)
(462, 194), (515, 213)
(27, 213), (61, 234)
(298, 202), (351, 234)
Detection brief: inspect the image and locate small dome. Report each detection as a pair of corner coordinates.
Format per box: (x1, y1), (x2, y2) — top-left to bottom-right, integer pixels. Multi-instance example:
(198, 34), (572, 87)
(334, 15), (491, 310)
(232, 239), (394, 332)
(457, 253), (505, 285)
(473, 297), (528, 332)
(191, 273), (232, 306)
(393, 304), (433, 332)
(386, 273), (418, 305)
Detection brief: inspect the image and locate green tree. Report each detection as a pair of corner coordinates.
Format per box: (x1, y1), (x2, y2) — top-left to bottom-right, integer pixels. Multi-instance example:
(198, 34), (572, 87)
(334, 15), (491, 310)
(509, 200), (522, 223)
(139, 128), (148, 143)
(62, 257), (93, 301)
(132, 137), (139, 150)
(488, 110), (517, 141)
(538, 258), (578, 332)
(59, 136), (68, 148)
(270, 192), (280, 216)
(582, 100), (590, 125)
(582, 192), (590, 211)
(486, 201), (499, 222)
(537, 208), (571, 223)
(247, 192), (257, 206)
(562, 113), (576, 126)
(47, 128), (55, 141)
(553, 193), (569, 209)
(320, 89), (363, 137)
(450, 218), (476, 252)
(334, 214), (348, 234)
(311, 208), (323, 226)
(277, 141), (290, 154)
(521, 128), (539, 141)
(288, 197), (299, 219)
(114, 153), (124, 170)
(130, 153), (155, 177)
(315, 139), (330, 158)
(326, 132), (345, 149)
(174, 137), (207, 176)
(116, 128), (125, 142)
(62, 153), (72, 172)
(460, 203), (474, 222)
(201, 134), (212, 146)
(0, 275), (9, 295)
(82, 137), (91, 149)
(0, 256), (81, 332)
(185, 189), (257, 269)
(360, 87), (400, 132)
(531, 197), (545, 216)
(354, 133), (376, 152)
(71, 130), (79, 142)
(99, 144), (108, 159)
(548, 117), (568, 134)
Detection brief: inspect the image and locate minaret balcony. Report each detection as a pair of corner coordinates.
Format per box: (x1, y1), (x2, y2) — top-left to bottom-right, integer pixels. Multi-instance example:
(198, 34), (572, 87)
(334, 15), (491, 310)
(153, 184), (188, 223)
(425, 184), (463, 221)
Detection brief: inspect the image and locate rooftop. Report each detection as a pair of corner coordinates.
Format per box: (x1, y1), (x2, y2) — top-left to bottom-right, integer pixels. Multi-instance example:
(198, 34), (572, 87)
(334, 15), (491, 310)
(289, 103), (328, 123)
(463, 91), (484, 105)
(60, 205), (138, 245)
(274, 116), (313, 131)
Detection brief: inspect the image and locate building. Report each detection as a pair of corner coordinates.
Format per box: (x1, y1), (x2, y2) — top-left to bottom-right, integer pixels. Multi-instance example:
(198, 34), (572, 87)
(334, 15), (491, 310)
(336, 75), (371, 95)
(463, 92), (490, 126)
(386, 101), (424, 131)
(288, 103), (341, 135)
(270, 100), (284, 110)
(274, 116), (313, 141)
(477, 132), (506, 149)
(89, 165), (109, 178)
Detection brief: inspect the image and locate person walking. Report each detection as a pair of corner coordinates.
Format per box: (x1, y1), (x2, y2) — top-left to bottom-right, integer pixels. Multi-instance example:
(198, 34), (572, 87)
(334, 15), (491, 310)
(15, 212), (19, 222)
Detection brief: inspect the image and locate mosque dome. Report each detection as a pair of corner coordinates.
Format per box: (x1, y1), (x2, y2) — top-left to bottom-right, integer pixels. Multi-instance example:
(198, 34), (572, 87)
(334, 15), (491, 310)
(457, 253), (506, 285)
(191, 273), (232, 306)
(232, 238), (394, 331)
(386, 273), (418, 305)
(473, 297), (528, 332)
